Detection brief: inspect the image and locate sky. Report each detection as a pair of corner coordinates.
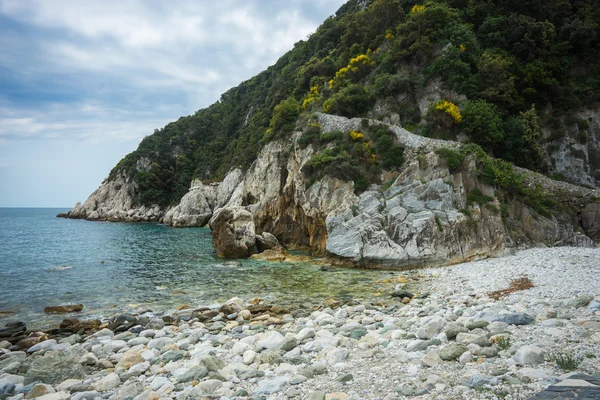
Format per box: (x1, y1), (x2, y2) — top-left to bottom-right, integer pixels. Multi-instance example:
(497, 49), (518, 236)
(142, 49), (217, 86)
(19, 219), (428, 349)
(0, 0), (346, 207)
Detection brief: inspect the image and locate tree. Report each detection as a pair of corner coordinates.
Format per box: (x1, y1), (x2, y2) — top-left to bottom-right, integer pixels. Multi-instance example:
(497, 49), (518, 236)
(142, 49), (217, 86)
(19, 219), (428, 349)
(462, 100), (504, 151)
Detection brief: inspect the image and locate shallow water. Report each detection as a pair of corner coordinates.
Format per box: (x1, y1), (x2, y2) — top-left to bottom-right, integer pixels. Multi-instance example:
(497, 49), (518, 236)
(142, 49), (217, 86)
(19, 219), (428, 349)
(0, 208), (396, 329)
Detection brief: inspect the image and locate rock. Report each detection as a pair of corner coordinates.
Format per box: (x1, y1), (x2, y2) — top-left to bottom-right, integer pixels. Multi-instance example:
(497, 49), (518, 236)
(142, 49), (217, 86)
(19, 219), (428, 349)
(445, 325), (468, 340)
(325, 393), (349, 400)
(567, 294), (594, 308)
(307, 391), (326, 400)
(513, 345), (545, 366)
(55, 379), (82, 392)
(348, 328), (368, 340)
(194, 379), (223, 395)
(256, 331), (285, 351)
(391, 290), (414, 300)
(79, 352), (98, 366)
(132, 390), (159, 400)
(71, 391), (101, 400)
(421, 351), (442, 367)
(145, 318), (165, 330)
(177, 366), (208, 383)
(500, 313), (535, 325)
(416, 316), (444, 340)
(117, 383), (144, 400)
(254, 376), (288, 395)
(25, 348), (86, 384)
(469, 374), (499, 388)
(255, 232), (280, 252)
(336, 373), (353, 383)
(466, 320), (489, 330)
(326, 348), (350, 365)
(24, 383), (55, 399)
(34, 392), (70, 400)
(478, 347), (498, 358)
(91, 373), (120, 392)
(116, 349), (144, 370)
(26, 339), (57, 353)
(107, 314), (137, 332)
(209, 207), (256, 258)
(43, 304), (84, 314)
(456, 333), (491, 347)
(201, 356), (225, 371)
(459, 351), (472, 365)
(439, 343), (469, 361)
(250, 248), (288, 262)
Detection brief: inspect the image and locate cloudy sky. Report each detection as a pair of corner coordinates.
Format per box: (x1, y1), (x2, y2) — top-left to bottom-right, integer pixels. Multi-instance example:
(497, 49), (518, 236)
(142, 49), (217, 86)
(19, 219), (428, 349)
(0, 0), (346, 207)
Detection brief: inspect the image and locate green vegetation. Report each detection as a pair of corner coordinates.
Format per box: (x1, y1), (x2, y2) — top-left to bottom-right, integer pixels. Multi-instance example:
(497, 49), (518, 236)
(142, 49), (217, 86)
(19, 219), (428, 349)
(466, 188), (494, 206)
(549, 350), (582, 371)
(434, 147), (464, 172)
(496, 336), (511, 351)
(108, 0), (600, 206)
(301, 124), (405, 194)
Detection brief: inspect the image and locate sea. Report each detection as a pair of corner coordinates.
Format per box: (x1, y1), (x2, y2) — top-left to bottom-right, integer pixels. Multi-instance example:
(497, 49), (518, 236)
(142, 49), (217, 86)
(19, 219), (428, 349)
(0, 208), (392, 329)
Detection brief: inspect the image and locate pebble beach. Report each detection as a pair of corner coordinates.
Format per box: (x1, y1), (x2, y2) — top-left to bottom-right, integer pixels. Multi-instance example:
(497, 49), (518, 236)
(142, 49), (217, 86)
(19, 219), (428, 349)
(1, 247), (600, 400)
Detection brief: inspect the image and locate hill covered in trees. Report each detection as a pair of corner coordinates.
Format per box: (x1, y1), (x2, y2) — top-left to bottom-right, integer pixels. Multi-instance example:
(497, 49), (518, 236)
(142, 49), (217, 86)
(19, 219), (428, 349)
(109, 0), (600, 207)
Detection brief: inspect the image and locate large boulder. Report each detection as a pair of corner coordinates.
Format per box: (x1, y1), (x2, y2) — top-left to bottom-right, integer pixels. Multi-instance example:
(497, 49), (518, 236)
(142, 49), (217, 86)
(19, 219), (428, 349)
(255, 232), (281, 252)
(25, 347), (87, 384)
(209, 207), (256, 258)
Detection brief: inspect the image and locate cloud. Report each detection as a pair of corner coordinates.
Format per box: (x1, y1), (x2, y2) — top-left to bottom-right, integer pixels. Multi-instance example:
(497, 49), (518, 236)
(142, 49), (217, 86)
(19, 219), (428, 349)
(0, 0), (347, 206)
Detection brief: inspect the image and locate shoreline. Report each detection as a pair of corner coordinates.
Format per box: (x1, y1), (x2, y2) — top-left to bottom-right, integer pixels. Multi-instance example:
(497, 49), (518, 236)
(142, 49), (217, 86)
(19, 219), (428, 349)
(1, 247), (599, 399)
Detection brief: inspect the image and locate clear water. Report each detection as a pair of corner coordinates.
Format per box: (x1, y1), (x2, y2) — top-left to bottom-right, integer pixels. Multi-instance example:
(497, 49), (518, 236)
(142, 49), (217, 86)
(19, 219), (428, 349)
(0, 208), (395, 329)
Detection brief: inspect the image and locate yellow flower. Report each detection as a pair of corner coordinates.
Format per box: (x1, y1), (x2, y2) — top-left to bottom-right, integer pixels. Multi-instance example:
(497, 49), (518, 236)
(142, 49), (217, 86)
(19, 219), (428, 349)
(385, 30), (394, 40)
(349, 130), (364, 141)
(411, 4), (425, 14)
(459, 43), (466, 52)
(435, 100), (462, 123)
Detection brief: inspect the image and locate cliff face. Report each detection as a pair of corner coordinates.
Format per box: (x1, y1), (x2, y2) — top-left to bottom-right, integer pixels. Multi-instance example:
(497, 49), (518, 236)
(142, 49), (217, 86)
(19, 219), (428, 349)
(57, 171), (164, 222)
(547, 111), (600, 189)
(61, 113), (599, 268)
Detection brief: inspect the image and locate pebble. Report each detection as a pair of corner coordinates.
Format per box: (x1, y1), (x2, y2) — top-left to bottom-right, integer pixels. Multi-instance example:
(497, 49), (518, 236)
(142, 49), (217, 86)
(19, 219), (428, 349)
(0, 247), (597, 400)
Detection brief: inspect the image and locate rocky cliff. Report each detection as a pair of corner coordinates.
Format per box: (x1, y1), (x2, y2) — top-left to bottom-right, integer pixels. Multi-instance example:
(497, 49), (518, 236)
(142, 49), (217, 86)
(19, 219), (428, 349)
(61, 113), (599, 268)
(57, 171), (164, 222)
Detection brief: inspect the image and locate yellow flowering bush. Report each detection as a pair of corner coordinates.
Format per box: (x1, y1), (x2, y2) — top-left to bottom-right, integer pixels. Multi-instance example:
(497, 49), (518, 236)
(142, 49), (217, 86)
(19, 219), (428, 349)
(435, 100), (462, 123)
(385, 30), (394, 40)
(459, 43), (466, 52)
(349, 130), (364, 141)
(329, 54), (375, 89)
(302, 85), (321, 109)
(411, 4), (425, 14)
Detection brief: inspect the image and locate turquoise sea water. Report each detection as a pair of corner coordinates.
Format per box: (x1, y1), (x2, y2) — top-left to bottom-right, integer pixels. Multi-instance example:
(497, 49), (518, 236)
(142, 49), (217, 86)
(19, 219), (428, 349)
(0, 208), (392, 329)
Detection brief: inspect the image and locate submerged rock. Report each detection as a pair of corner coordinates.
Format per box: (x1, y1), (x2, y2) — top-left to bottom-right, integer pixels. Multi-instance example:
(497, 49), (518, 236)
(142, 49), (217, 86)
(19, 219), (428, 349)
(44, 305), (84, 314)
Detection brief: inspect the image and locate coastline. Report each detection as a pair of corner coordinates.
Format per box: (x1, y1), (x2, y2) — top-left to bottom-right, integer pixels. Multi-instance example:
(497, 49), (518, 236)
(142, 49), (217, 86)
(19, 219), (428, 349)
(1, 247), (599, 399)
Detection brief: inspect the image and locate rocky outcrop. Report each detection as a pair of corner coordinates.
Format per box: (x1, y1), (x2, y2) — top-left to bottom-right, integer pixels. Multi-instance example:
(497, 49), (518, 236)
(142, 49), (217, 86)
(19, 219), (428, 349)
(546, 111), (600, 189)
(57, 171), (164, 222)
(60, 111), (599, 267)
(163, 169), (243, 227)
(208, 207), (256, 258)
(198, 113), (598, 265)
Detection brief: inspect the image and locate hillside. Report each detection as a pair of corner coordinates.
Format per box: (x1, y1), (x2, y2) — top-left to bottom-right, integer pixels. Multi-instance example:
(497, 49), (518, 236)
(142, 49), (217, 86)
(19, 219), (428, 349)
(103, 0), (600, 208)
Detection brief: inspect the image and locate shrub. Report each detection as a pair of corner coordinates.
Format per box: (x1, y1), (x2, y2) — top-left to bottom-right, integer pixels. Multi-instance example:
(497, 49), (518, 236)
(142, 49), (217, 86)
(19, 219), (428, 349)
(349, 130), (364, 141)
(462, 99), (504, 150)
(320, 130), (344, 143)
(323, 84), (374, 117)
(270, 97), (301, 133)
(435, 100), (462, 123)
(549, 351), (582, 371)
(435, 147), (464, 172)
(467, 188), (494, 206)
